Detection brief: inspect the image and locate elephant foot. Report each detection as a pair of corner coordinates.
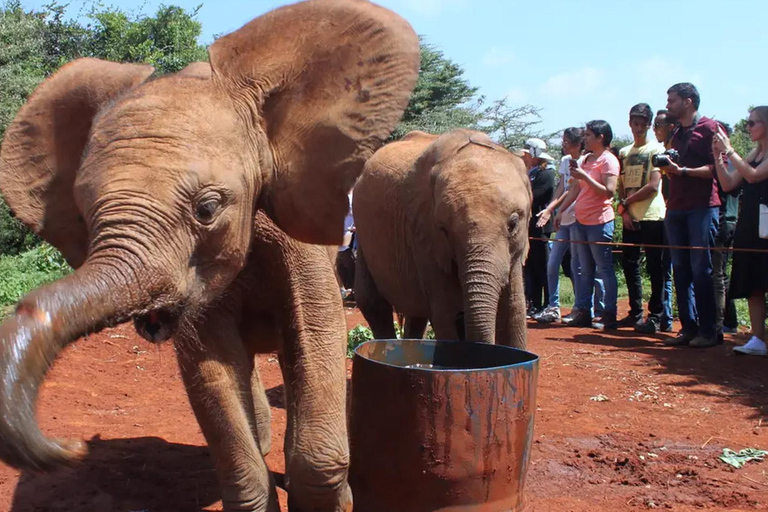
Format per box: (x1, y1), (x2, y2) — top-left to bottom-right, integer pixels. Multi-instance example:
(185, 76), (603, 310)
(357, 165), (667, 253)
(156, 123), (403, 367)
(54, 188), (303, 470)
(287, 481), (352, 512)
(222, 495), (280, 512)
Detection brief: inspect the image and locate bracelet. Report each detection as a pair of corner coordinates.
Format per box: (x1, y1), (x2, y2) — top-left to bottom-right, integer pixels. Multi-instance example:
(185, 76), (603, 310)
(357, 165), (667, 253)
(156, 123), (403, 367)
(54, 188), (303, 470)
(726, 148), (735, 157)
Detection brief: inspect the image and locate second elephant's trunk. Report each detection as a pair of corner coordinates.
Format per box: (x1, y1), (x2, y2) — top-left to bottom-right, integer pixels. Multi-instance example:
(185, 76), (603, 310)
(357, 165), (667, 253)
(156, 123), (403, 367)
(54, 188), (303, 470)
(460, 247), (507, 344)
(0, 260), (154, 471)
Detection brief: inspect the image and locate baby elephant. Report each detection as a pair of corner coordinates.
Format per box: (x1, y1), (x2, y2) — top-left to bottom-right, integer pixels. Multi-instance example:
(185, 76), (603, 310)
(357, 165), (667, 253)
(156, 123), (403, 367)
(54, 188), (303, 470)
(353, 129), (532, 348)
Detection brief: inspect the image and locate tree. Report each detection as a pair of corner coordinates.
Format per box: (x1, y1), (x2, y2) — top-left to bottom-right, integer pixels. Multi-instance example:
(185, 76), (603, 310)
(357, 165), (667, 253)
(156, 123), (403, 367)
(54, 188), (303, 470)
(0, 2), (209, 255)
(730, 112), (756, 158)
(0, 1), (46, 141)
(87, 4), (208, 74)
(390, 40), (484, 139)
(483, 98), (545, 150)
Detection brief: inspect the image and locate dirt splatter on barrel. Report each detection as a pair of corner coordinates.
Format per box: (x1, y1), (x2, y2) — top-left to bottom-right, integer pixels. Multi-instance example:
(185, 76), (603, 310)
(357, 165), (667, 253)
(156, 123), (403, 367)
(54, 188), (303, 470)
(349, 340), (539, 512)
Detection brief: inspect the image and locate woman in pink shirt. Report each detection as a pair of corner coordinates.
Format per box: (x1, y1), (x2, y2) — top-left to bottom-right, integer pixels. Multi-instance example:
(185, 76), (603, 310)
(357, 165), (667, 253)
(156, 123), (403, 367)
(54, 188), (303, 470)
(556, 120), (620, 329)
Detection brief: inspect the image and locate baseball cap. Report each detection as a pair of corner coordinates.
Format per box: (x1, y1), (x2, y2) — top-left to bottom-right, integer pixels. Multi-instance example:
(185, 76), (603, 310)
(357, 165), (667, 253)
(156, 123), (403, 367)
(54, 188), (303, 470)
(517, 138), (554, 161)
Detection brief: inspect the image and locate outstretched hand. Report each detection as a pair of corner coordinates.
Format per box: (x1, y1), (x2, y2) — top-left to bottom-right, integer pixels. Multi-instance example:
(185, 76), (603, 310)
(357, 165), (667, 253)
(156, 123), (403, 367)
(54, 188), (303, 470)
(536, 208), (552, 228)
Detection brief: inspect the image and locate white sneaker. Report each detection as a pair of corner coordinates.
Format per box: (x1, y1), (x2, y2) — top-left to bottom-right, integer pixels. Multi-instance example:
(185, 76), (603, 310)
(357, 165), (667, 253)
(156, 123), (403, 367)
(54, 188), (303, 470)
(733, 336), (768, 356)
(535, 306), (561, 324)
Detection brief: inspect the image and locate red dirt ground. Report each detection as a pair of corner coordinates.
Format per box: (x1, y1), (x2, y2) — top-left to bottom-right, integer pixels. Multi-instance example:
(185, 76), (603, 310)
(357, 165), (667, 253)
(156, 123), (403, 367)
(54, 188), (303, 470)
(1, 306), (767, 511)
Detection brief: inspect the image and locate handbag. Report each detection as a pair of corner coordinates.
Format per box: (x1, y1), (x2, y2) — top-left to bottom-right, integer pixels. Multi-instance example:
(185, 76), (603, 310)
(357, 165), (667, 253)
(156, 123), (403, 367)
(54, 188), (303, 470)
(758, 160), (768, 240)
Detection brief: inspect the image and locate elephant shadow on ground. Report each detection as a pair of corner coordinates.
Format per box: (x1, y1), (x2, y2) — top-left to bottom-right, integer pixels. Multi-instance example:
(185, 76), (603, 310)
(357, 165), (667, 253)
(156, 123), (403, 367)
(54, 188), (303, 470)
(266, 384), (286, 409)
(11, 436), (221, 512)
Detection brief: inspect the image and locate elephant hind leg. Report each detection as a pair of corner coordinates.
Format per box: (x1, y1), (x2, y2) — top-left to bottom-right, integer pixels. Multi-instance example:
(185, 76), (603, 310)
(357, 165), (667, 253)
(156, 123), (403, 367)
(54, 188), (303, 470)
(354, 247), (397, 340)
(403, 316), (428, 339)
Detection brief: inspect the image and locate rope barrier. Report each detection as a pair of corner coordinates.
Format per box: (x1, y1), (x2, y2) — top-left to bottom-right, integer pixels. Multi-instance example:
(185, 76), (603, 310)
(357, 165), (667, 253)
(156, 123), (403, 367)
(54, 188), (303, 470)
(528, 236), (768, 254)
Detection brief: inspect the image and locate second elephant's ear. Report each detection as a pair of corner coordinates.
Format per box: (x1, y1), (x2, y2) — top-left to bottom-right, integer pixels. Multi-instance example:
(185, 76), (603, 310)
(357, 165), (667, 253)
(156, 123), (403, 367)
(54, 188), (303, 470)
(0, 58), (155, 268)
(209, 0), (419, 244)
(176, 61), (212, 79)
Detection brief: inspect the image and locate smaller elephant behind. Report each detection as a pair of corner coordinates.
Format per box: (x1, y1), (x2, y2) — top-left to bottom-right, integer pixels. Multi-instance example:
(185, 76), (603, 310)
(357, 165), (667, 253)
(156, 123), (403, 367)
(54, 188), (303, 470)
(353, 129), (532, 348)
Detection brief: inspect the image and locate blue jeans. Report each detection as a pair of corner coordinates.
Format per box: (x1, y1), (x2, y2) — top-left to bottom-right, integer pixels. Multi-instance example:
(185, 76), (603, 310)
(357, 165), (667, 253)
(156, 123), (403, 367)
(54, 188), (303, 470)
(664, 207), (718, 337)
(547, 224), (574, 308)
(662, 233), (674, 326)
(573, 221), (617, 315)
(547, 224), (604, 314)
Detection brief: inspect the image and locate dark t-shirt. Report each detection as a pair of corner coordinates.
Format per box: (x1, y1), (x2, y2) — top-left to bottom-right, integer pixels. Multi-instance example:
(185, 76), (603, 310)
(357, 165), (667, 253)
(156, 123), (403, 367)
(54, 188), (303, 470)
(528, 164), (555, 236)
(667, 115), (721, 210)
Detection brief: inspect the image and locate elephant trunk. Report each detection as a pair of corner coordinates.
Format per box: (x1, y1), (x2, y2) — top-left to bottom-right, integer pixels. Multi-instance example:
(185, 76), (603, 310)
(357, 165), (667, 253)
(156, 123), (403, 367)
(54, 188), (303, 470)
(459, 245), (507, 344)
(0, 260), (152, 471)
(498, 261), (527, 349)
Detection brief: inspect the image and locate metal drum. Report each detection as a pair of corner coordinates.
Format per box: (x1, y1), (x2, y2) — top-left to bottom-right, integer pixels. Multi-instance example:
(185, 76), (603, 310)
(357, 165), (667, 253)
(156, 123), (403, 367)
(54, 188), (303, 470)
(348, 339), (539, 512)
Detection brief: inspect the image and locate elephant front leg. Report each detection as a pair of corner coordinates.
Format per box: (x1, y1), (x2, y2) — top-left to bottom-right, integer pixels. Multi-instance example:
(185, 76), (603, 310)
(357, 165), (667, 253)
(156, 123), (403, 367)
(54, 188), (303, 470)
(280, 332), (352, 511)
(403, 316), (429, 339)
(176, 323), (279, 512)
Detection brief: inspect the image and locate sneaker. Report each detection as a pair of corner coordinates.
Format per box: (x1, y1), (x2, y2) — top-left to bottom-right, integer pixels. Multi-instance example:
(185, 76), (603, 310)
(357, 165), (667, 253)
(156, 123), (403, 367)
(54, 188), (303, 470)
(617, 313), (643, 328)
(690, 334), (721, 349)
(733, 336), (768, 356)
(660, 322), (674, 333)
(535, 306), (561, 324)
(593, 312), (617, 331)
(526, 305), (538, 319)
(566, 309), (592, 328)
(561, 311), (576, 324)
(663, 331), (696, 347)
(635, 317), (660, 334)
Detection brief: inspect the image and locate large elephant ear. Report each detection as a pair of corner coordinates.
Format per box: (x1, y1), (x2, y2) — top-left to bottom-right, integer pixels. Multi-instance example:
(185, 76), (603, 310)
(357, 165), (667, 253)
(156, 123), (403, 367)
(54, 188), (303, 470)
(209, 0), (419, 244)
(0, 58), (155, 268)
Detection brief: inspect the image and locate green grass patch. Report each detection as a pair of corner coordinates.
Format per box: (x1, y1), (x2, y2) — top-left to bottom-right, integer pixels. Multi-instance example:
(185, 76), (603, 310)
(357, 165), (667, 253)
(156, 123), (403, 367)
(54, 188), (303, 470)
(0, 244), (72, 316)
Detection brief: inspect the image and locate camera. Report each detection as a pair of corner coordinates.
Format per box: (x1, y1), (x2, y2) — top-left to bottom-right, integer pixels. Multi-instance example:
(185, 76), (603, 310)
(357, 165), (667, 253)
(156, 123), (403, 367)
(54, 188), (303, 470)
(651, 149), (680, 167)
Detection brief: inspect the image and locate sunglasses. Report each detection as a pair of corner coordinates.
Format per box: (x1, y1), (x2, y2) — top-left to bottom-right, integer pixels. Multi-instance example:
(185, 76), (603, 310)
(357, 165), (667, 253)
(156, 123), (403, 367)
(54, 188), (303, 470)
(747, 120), (761, 128)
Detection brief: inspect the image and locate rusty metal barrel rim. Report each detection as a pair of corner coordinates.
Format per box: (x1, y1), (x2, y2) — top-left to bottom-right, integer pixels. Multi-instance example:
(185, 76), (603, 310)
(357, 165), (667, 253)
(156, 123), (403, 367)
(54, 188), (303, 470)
(354, 338), (539, 373)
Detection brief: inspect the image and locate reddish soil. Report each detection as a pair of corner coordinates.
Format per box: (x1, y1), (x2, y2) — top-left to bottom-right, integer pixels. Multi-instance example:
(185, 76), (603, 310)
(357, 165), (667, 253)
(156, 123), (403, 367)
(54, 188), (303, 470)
(1, 305), (767, 511)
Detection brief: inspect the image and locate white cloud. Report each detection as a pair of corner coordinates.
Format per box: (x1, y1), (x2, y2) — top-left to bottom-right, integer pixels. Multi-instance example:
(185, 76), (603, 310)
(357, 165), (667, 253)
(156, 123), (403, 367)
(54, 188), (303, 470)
(541, 67), (605, 99)
(482, 46), (515, 67)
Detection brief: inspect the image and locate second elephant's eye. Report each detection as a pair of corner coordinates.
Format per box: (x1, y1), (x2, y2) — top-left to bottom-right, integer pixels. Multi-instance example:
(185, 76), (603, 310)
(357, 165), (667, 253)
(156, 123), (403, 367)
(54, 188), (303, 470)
(507, 213), (520, 235)
(194, 197), (221, 225)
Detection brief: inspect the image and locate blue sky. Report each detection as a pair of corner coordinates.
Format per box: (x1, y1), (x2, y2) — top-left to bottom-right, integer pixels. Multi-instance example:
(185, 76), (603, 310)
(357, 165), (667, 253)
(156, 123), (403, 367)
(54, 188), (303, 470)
(22, 0), (766, 140)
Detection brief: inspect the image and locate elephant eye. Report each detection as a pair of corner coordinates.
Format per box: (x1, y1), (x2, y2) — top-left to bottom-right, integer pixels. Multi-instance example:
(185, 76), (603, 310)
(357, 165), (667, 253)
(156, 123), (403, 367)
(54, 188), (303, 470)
(507, 213), (520, 235)
(194, 197), (222, 225)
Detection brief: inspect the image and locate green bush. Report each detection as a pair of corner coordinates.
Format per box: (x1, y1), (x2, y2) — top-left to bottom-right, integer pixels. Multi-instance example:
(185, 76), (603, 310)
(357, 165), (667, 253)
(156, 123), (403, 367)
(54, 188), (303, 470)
(0, 243), (71, 314)
(347, 322), (438, 358)
(0, 197), (40, 256)
(347, 324), (374, 358)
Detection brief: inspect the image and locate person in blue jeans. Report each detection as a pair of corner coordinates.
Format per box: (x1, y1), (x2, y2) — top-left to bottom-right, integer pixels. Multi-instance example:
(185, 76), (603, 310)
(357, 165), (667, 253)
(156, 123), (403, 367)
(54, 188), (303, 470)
(653, 110), (678, 328)
(536, 128), (604, 323)
(660, 82), (721, 348)
(555, 120), (620, 330)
